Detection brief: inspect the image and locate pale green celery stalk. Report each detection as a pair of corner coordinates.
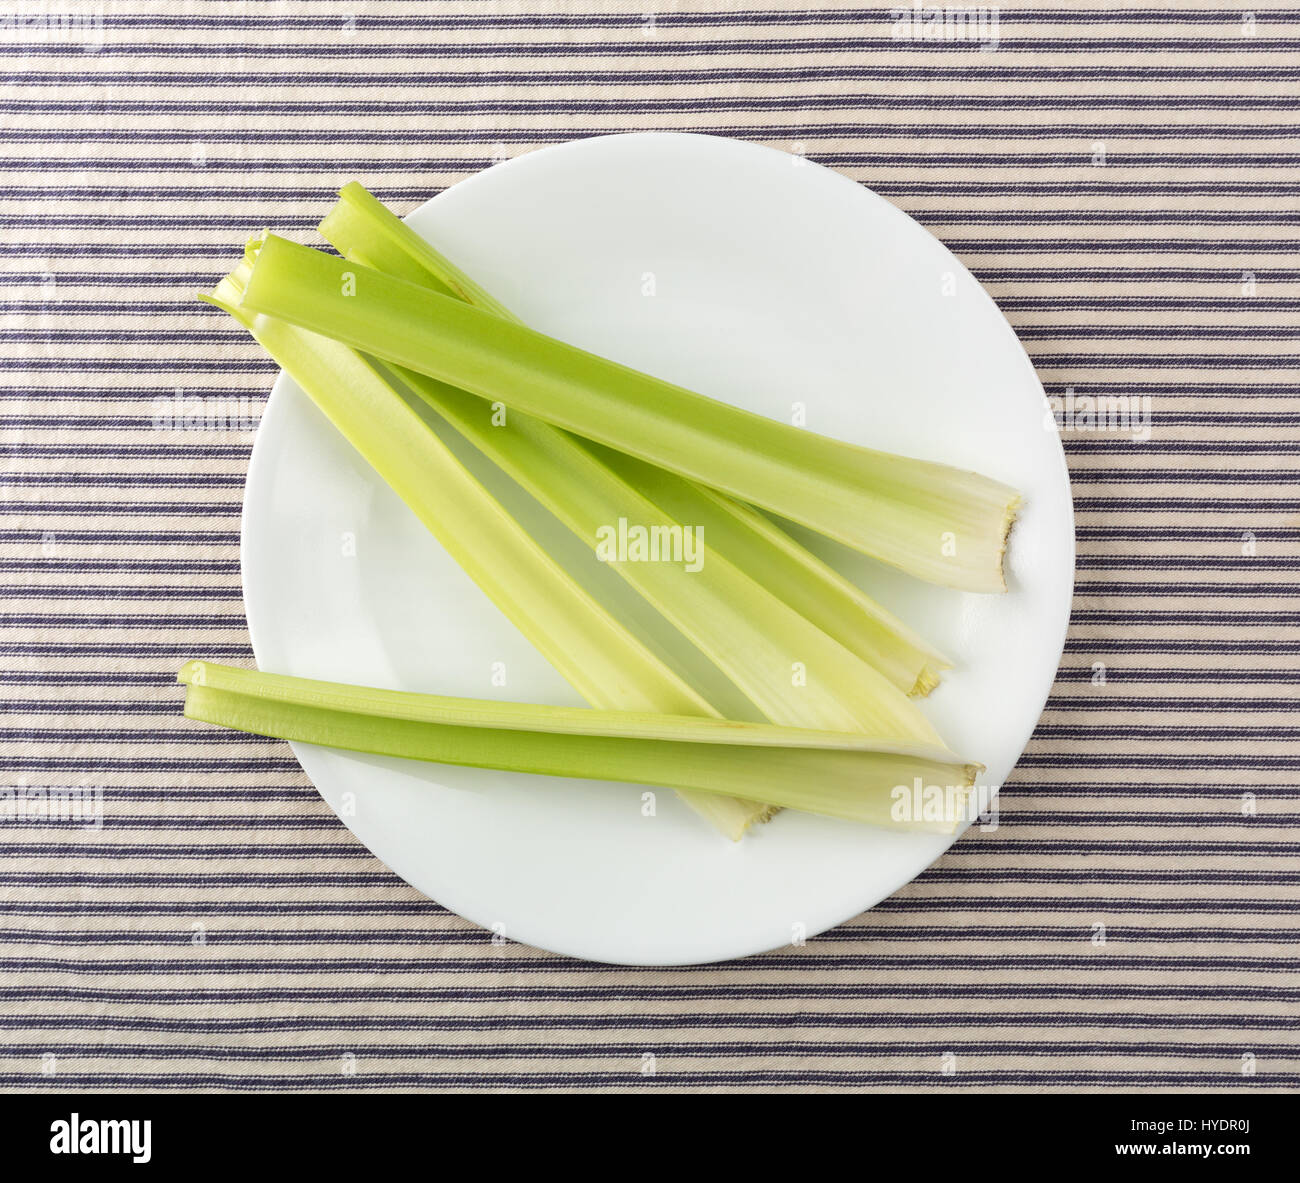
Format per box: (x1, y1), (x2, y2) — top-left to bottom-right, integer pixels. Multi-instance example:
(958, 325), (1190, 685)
(240, 233), (1020, 594)
(203, 252), (763, 840)
(318, 183), (950, 695)
(178, 662), (982, 832)
(320, 182), (509, 314)
(590, 446), (951, 696)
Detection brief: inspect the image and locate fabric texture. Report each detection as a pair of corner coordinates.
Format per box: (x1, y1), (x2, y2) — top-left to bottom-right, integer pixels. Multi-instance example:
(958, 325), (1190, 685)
(1, 0), (1297, 1091)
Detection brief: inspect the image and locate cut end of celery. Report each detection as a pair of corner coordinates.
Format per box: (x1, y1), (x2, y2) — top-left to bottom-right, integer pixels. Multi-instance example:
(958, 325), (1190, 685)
(909, 662), (945, 698)
(677, 791), (774, 842)
(901, 761), (987, 836)
(948, 764), (989, 834)
(243, 230), (270, 265)
(994, 493), (1024, 593)
(930, 484), (1021, 595)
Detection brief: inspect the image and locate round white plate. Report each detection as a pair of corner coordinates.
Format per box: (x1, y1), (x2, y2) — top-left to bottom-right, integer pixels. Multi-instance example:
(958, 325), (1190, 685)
(242, 132), (1074, 966)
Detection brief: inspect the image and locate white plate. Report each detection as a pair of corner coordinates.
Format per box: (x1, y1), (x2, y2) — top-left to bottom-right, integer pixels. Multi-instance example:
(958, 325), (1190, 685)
(242, 132), (1074, 966)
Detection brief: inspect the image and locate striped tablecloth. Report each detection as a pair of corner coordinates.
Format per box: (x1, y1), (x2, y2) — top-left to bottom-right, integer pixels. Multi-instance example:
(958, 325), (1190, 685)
(2, 1), (1297, 1093)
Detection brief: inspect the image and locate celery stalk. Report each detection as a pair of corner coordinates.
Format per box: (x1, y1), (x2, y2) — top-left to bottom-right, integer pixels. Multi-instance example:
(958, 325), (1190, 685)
(318, 183), (950, 694)
(178, 661), (982, 831)
(321, 182), (509, 314)
(239, 233), (1020, 594)
(591, 446), (951, 696)
(204, 252), (765, 839)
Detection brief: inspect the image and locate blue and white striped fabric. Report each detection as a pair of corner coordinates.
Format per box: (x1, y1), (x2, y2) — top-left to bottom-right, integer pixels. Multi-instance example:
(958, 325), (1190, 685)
(1, 1), (1297, 1091)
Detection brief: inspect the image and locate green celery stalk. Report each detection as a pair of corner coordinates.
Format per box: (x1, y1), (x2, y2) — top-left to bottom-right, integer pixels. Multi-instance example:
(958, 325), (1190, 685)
(239, 232), (1020, 594)
(178, 661), (982, 832)
(589, 446), (951, 695)
(318, 182), (950, 695)
(321, 182), (510, 315)
(204, 251), (765, 840)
